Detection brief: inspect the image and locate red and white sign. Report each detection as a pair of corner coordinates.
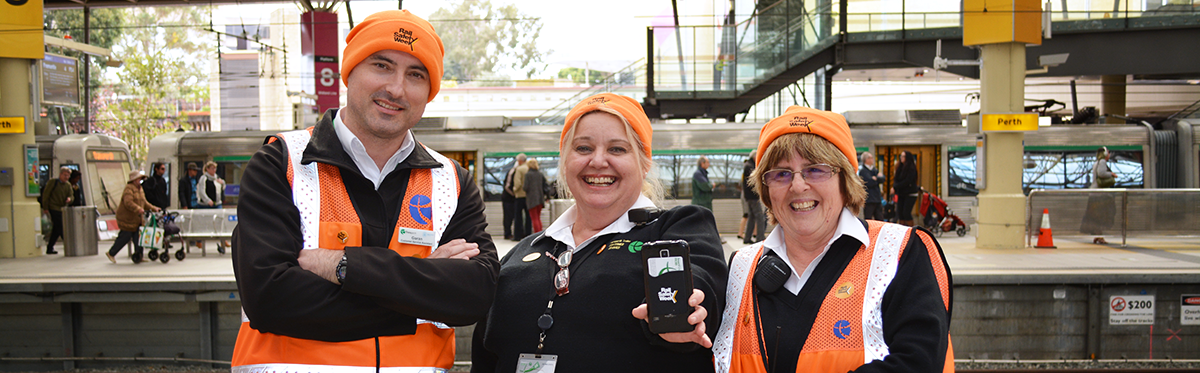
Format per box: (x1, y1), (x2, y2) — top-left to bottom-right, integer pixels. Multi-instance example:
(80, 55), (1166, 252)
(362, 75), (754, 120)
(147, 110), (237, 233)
(1109, 295), (1155, 325)
(1183, 294), (1200, 326)
(302, 11), (340, 115)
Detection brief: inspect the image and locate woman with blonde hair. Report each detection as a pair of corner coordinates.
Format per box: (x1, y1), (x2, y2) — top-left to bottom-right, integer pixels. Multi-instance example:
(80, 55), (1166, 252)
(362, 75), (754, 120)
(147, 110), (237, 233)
(473, 93), (727, 372)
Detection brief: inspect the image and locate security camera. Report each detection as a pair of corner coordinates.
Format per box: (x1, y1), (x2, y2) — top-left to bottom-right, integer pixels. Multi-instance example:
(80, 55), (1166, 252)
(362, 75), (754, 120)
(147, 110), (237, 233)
(1037, 53), (1069, 67)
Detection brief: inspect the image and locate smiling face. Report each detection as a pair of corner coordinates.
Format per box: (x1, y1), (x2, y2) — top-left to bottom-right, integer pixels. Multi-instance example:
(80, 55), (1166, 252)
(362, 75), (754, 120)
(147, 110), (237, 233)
(767, 150), (845, 245)
(561, 112), (645, 216)
(342, 49), (430, 144)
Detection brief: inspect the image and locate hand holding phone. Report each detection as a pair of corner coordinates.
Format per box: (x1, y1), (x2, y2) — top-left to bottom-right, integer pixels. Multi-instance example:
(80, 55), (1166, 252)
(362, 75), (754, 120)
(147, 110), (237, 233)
(640, 240), (695, 334)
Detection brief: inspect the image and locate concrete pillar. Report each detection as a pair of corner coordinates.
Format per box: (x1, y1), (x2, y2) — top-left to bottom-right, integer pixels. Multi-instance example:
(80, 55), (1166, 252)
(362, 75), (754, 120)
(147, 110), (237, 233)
(1101, 74), (1126, 124)
(0, 57), (41, 258)
(975, 42), (1027, 250)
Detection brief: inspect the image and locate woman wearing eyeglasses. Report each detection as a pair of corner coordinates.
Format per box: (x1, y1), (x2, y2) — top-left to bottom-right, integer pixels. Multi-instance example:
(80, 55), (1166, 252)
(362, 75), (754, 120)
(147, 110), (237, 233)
(712, 106), (953, 373)
(472, 93), (727, 372)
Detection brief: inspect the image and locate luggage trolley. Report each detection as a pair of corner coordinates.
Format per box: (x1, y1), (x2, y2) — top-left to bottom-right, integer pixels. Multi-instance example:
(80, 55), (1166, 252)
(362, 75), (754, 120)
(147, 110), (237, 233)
(140, 210), (186, 263)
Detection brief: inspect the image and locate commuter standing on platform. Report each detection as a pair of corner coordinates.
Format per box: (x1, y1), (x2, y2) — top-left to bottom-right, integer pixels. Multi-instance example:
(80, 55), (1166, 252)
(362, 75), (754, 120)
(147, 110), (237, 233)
(859, 151), (886, 221)
(892, 151), (919, 226)
(142, 163), (170, 210)
(714, 106), (953, 373)
(195, 161), (225, 208)
(692, 155), (714, 211)
(105, 171), (160, 263)
(1082, 147), (1117, 244)
(178, 163), (199, 209)
(523, 158), (546, 234)
(231, 10), (498, 373)
(40, 166), (73, 255)
(742, 150), (765, 244)
(69, 170), (85, 207)
(512, 153), (531, 240)
(501, 157), (519, 240)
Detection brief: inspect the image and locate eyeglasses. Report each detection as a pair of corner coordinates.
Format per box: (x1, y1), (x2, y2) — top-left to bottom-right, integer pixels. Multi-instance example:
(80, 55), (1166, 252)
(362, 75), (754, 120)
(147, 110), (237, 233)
(762, 164), (839, 187)
(547, 249), (571, 296)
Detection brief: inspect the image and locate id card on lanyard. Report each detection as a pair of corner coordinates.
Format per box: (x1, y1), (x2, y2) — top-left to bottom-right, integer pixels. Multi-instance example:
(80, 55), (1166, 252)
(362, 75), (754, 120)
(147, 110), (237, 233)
(516, 353), (557, 373)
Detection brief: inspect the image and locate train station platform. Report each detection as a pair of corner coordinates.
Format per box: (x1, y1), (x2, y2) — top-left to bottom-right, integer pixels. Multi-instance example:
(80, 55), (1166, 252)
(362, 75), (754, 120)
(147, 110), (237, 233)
(1, 233), (1197, 289)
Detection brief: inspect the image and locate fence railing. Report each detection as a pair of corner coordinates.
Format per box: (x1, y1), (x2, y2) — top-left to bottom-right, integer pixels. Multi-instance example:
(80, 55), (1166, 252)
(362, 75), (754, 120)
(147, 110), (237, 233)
(1026, 189), (1200, 247)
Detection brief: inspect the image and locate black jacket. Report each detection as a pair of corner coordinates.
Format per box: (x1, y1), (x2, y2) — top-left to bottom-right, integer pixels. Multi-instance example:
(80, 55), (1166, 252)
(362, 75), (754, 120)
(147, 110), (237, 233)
(742, 160), (758, 201)
(142, 174), (169, 209)
(859, 165), (884, 203)
(472, 205), (727, 372)
(232, 109), (499, 342)
(893, 162), (919, 196)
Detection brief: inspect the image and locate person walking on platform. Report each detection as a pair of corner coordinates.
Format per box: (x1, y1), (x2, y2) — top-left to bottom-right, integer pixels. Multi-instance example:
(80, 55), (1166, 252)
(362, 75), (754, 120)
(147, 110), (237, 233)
(892, 150), (919, 226)
(523, 158), (547, 234)
(142, 163), (170, 210)
(178, 163), (199, 209)
(40, 166), (74, 255)
(231, 10), (498, 373)
(511, 153), (531, 240)
(692, 155), (714, 211)
(105, 171), (160, 263)
(195, 161), (225, 208)
(742, 150), (766, 244)
(859, 151), (886, 221)
(1082, 147), (1117, 244)
(501, 156), (519, 240)
(714, 106), (953, 373)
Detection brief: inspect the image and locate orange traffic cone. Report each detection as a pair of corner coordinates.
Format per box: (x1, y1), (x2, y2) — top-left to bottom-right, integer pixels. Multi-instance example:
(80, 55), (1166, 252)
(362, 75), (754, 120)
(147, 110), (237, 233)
(1035, 208), (1057, 249)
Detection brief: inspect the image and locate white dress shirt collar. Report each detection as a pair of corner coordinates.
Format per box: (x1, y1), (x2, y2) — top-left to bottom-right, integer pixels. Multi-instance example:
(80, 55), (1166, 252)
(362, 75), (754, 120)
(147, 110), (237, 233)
(762, 207), (870, 295)
(333, 112), (415, 189)
(534, 195), (657, 253)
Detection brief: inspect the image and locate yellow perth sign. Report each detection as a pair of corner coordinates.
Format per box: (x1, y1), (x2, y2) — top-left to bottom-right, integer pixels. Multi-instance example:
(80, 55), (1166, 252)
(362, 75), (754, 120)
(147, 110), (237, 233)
(0, 116), (26, 134)
(982, 113), (1038, 132)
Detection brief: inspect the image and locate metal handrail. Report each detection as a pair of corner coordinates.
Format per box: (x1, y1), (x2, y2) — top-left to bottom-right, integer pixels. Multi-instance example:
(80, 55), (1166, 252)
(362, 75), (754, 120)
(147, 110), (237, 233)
(1026, 188), (1200, 247)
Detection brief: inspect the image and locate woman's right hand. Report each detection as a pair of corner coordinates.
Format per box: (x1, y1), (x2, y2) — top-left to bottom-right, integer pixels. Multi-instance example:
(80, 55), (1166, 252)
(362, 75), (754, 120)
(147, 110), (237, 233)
(631, 289), (712, 348)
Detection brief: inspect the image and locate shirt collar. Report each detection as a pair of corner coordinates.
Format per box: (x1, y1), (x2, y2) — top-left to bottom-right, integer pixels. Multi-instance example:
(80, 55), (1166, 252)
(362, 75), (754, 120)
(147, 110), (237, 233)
(762, 207), (869, 294)
(333, 112), (415, 189)
(534, 195), (657, 253)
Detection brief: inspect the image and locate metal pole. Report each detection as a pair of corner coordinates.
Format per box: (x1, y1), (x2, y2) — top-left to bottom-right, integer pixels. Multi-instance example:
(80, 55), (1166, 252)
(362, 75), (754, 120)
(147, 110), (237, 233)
(1121, 190), (1128, 247)
(671, 0), (687, 89)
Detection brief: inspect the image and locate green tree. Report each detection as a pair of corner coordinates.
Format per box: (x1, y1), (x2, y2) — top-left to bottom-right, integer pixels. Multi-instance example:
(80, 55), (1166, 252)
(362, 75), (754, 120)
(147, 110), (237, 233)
(557, 67), (609, 85)
(92, 6), (212, 166)
(430, 0), (549, 83)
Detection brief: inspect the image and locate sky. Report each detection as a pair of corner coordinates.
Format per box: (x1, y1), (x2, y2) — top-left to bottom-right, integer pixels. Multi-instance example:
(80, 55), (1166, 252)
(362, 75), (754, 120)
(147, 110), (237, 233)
(211, 0), (734, 77)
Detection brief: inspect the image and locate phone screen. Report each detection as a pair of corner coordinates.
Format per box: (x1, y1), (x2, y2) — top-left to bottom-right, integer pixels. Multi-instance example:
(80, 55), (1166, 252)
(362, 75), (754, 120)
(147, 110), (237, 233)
(640, 240), (695, 334)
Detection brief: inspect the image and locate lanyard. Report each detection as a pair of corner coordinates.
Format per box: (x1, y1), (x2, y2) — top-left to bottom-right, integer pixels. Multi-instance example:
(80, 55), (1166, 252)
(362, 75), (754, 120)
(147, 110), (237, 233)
(533, 239), (599, 354)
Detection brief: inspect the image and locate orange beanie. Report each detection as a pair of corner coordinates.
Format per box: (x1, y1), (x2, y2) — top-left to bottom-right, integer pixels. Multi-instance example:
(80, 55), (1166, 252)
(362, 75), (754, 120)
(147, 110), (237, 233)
(561, 93), (654, 157)
(757, 106), (857, 170)
(341, 10), (444, 103)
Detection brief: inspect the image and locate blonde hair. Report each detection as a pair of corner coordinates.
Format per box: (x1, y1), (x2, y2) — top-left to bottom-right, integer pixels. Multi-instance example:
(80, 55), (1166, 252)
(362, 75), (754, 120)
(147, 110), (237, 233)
(558, 108), (663, 204)
(527, 158), (539, 170)
(750, 133), (867, 223)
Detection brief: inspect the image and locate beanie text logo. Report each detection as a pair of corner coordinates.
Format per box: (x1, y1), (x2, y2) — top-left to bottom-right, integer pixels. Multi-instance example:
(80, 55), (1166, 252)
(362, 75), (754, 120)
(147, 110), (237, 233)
(788, 116), (813, 131)
(586, 96), (611, 105)
(394, 28), (419, 51)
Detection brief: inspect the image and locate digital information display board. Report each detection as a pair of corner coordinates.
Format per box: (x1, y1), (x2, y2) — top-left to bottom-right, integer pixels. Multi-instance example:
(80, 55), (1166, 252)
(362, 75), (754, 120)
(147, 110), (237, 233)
(42, 53), (80, 107)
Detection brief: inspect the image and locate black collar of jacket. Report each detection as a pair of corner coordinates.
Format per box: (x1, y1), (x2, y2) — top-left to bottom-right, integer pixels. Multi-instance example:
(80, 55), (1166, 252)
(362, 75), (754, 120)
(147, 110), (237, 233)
(298, 109), (446, 180)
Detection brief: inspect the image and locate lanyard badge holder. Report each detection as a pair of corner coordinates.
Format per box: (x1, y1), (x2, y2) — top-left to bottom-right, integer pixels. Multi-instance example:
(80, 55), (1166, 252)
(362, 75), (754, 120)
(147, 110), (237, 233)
(518, 245), (572, 373)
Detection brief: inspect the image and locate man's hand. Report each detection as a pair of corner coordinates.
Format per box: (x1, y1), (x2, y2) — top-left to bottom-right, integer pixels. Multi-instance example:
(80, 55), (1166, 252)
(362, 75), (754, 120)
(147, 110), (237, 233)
(298, 248), (344, 284)
(428, 238), (479, 260)
(631, 289), (712, 348)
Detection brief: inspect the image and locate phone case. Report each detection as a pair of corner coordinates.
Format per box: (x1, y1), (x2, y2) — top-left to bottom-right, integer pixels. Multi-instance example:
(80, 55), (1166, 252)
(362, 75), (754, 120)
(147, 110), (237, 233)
(640, 240), (695, 334)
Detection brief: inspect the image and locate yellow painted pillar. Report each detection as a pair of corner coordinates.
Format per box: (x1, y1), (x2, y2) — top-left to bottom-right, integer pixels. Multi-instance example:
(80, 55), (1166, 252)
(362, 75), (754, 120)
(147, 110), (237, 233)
(975, 43), (1028, 249)
(963, 0), (1041, 249)
(0, 58), (41, 258)
(1, 0), (47, 258)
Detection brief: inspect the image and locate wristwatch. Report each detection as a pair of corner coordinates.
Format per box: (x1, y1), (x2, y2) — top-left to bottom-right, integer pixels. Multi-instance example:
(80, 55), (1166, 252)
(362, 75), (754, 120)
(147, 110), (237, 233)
(335, 253), (348, 284)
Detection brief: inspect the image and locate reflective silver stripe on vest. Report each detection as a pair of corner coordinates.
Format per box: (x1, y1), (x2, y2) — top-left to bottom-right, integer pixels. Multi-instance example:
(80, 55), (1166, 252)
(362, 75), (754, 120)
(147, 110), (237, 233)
(862, 223), (908, 363)
(422, 144), (458, 250)
(280, 130), (322, 251)
(713, 243), (763, 373)
(233, 363), (447, 373)
(712, 223), (911, 371)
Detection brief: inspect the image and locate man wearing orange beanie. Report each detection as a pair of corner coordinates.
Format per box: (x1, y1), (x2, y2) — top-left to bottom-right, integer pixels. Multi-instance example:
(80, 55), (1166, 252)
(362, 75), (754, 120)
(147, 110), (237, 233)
(232, 10), (498, 373)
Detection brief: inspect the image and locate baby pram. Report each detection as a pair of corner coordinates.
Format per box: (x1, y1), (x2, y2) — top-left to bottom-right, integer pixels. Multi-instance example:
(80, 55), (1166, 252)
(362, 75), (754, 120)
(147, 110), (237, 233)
(140, 210), (186, 263)
(919, 189), (968, 237)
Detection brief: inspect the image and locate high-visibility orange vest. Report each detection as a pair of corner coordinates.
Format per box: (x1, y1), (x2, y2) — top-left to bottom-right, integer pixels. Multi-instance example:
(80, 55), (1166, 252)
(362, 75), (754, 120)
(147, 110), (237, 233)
(232, 129), (461, 373)
(713, 221), (954, 373)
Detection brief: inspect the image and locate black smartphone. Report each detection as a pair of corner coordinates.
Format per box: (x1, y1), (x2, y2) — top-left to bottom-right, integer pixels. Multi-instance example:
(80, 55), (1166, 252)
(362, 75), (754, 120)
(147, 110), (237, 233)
(640, 239), (695, 334)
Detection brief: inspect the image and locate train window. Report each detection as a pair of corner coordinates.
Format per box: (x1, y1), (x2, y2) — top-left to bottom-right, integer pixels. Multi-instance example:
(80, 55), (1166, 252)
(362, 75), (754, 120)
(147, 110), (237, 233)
(948, 149), (1144, 197)
(87, 161), (134, 215)
(654, 153), (751, 200)
(481, 155), (560, 202)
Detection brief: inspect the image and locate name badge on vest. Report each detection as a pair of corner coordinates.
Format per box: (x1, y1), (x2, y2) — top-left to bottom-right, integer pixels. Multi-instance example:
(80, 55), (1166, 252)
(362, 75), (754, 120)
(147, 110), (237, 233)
(397, 228), (437, 247)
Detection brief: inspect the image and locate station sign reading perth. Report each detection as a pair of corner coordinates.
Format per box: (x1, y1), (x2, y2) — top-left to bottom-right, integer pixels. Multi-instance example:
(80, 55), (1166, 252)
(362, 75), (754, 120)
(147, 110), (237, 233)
(981, 113), (1039, 132)
(1109, 295), (1155, 325)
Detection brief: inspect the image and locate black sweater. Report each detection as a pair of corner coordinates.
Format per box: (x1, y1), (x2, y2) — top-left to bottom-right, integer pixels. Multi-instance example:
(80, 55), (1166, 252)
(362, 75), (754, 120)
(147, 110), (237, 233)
(472, 205), (727, 372)
(232, 110), (499, 342)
